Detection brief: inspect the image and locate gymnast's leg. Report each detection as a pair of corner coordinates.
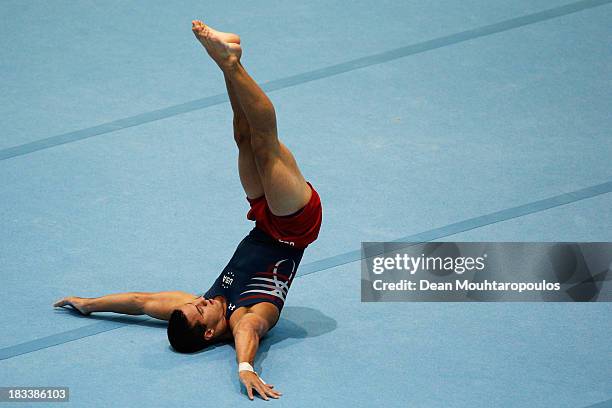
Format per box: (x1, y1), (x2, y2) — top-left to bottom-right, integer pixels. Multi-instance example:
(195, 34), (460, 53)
(192, 20), (311, 216)
(224, 70), (265, 200)
(191, 24), (263, 199)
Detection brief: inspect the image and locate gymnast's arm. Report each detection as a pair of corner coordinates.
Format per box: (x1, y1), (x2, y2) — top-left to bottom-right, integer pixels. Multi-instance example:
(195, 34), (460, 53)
(232, 303), (282, 400)
(53, 291), (195, 320)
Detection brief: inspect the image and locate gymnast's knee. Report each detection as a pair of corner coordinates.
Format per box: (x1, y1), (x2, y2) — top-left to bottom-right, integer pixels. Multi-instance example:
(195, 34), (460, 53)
(250, 131), (280, 166)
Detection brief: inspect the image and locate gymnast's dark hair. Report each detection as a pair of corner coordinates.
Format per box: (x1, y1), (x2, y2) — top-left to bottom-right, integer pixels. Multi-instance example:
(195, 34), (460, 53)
(167, 309), (207, 353)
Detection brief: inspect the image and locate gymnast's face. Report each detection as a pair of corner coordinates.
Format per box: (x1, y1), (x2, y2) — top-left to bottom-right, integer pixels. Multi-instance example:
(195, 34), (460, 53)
(180, 296), (227, 340)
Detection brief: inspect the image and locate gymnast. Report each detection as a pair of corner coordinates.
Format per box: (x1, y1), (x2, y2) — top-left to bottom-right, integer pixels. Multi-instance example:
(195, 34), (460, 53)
(54, 20), (323, 401)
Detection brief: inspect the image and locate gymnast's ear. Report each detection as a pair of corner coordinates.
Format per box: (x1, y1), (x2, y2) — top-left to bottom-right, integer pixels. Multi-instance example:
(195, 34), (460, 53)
(204, 327), (215, 341)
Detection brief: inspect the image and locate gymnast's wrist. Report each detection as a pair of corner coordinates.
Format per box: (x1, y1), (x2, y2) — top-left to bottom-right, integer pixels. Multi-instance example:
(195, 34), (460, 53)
(238, 362), (266, 384)
(238, 362), (255, 374)
(80, 297), (94, 314)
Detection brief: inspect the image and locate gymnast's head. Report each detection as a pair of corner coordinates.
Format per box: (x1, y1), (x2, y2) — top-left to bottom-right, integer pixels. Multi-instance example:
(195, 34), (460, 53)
(167, 296), (228, 353)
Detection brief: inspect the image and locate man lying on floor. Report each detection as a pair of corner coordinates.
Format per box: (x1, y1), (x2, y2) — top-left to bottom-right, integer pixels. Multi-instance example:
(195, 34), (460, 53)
(54, 20), (323, 401)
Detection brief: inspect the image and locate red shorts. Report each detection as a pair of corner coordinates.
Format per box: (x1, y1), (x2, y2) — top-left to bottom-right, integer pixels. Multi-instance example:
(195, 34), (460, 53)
(246, 183), (322, 249)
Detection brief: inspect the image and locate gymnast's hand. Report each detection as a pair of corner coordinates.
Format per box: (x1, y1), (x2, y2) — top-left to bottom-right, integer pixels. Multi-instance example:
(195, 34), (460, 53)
(239, 370), (282, 401)
(53, 297), (91, 315)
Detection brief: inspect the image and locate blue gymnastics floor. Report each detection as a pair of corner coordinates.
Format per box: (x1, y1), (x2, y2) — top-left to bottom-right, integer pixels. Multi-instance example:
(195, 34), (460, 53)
(1, 0), (611, 407)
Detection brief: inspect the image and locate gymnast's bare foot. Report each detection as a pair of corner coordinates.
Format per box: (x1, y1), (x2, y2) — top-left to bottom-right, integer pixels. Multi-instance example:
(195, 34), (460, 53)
(192, 20), (242, 70)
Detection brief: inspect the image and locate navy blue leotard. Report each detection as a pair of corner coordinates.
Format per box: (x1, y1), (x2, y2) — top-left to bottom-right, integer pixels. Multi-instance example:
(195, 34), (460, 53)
(204, 227), (304, 321)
